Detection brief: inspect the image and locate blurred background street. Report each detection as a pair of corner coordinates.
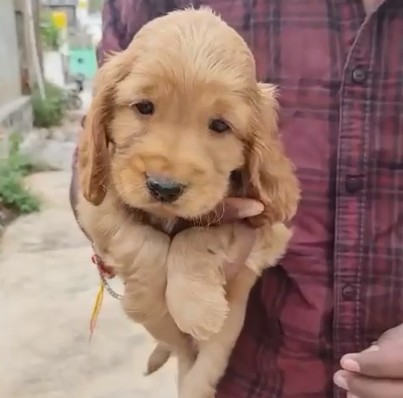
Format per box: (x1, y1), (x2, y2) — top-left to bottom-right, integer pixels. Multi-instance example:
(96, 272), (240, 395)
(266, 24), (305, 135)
(0, 1), (176, 397)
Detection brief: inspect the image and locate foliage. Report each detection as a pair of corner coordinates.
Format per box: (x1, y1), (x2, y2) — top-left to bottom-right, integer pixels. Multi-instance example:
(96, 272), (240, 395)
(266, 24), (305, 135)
(0, 133), (40, 215)
(40, 15), (61, 51)
(88, 0), (104, 13)
(32, 82), (67, 128)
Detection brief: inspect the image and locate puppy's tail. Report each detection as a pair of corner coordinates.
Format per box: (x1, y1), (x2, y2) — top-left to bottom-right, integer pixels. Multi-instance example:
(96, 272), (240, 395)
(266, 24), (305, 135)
(145, 343), (171, 375)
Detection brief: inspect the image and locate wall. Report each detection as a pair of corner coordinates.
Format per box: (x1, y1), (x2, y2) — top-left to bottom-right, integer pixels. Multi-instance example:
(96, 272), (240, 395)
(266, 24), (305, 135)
(46, 5), (77, 27)
(0, 0), (33, 135)
(0, 97), (32, 134)
(0, 0), (22, 107)
(14, 0), (43, 94)
(43, 51), (66, 87)
(42, 0), (78, 26)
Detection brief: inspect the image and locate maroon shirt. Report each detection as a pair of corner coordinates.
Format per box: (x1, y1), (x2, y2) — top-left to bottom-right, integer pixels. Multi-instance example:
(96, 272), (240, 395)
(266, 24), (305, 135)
(93, 1), (403, 396)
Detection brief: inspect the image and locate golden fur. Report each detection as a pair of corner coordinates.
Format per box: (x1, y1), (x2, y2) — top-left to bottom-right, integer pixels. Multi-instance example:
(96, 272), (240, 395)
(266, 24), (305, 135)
(76, 7), (300, 398)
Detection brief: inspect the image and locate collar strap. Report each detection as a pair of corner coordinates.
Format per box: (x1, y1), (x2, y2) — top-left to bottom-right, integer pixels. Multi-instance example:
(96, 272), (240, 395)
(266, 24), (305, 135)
(91, 253), (115, 279)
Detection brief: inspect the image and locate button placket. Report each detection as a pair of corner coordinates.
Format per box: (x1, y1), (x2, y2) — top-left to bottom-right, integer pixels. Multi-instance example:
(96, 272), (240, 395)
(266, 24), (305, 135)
(344, 175), (364, 194)
(341, 284), (356, 301)
(334, 30), (372, 367)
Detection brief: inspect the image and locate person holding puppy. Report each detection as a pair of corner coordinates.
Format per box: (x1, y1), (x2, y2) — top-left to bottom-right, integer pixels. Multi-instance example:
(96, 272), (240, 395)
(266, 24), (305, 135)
(71, 0), (403, 397)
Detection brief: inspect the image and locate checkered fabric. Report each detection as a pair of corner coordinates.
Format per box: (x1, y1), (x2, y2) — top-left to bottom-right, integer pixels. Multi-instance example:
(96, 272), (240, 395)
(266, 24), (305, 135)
(84, 1), (403, 396)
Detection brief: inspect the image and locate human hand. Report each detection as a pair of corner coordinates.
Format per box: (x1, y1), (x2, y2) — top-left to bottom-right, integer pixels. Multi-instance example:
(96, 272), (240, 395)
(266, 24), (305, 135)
(334, 324), (403, 398)
(218, 198), (263, 280)
(204, 197), (264, 225)
(170, 197), (264, 281)
(201, 198), (264, 280)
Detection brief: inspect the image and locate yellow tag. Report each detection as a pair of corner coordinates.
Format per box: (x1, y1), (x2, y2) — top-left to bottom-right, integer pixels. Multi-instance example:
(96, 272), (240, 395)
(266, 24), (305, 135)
(89, 279), (105, 341)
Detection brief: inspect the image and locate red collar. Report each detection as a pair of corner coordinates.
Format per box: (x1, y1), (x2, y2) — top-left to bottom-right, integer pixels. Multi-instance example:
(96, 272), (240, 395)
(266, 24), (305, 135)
(91, 253), (115, 279)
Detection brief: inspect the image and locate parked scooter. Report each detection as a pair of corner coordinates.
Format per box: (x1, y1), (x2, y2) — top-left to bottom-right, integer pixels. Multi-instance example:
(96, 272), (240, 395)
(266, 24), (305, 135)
(65, 74), (85, 110)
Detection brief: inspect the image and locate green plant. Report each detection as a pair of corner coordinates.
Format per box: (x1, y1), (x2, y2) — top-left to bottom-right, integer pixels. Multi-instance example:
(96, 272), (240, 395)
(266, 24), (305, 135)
(40, 16), (61, 50)
(88, 0), (104, 13)
(6, 132), (34, 174)
(0, 133), (39, 214)
(32, 82), (67, 128)
(0, 170), (39, 214)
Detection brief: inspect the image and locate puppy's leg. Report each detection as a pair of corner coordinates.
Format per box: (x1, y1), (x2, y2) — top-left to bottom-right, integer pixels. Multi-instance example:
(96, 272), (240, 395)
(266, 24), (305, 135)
(179, 223), (292, 398)
(78, 195), (196, 381)
(121, 248), (196, 380)
(246, 222), (292, 276)
(179, 267), (257, 398)
(102, 222), (195, 380)
(142, 314), (196, 383)
(166, 226), (237, 342)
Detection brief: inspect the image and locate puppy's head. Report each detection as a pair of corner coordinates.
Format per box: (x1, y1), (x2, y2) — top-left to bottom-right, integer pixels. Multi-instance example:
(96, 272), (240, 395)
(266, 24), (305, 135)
(78, 8), (299, 223)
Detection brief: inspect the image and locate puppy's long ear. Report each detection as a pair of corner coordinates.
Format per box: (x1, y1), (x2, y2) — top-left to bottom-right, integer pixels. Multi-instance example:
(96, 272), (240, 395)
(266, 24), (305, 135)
(77, 54), (129, 205)
(246, 83), (300, 226)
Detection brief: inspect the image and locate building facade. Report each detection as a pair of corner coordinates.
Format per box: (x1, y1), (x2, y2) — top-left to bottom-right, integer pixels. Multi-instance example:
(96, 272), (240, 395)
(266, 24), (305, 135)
(0, 0), (33, 133)
(41, 0), (78, 28)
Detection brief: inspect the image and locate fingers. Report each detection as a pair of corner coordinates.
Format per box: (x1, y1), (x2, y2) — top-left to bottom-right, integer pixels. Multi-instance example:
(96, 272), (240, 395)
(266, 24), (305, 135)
(341, 347), (403, 379)
(204, 198), (264, 225)
(377, 324), (403, 346)
(188, 197), (263, 280)
(334, 370), (403, 398)
(341, 324), (403, 379)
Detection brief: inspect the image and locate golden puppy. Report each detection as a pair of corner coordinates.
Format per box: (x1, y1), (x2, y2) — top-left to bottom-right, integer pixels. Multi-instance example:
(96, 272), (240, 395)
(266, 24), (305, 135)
(75, 7), (299, 398)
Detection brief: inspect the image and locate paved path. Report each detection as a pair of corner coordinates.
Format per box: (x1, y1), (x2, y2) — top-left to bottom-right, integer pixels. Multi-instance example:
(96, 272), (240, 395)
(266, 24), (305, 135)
(0, 171), (176, 398)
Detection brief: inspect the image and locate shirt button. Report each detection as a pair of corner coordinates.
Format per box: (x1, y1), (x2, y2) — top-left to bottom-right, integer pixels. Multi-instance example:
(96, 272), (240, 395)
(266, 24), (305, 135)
(342, 284), (356, 301)
(345, 175), (364, 194)
(352, 66), (368, 84)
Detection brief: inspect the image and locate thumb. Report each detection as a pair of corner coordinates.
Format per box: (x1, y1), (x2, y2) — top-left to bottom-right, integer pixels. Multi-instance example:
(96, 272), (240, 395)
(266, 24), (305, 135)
(341, 346), (403, 379)
(341, 324), (403, 378)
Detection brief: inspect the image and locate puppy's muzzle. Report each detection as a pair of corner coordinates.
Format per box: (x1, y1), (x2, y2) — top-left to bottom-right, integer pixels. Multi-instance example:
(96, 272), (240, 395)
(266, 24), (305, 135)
(146, 174), (185, 203)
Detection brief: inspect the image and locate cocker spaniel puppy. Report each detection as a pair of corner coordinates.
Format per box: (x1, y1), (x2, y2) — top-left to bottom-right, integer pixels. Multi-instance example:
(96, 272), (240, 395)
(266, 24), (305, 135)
(75, 7), (300, 398)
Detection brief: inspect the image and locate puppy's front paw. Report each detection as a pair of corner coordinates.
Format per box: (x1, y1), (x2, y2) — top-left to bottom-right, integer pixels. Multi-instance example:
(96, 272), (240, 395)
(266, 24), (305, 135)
(167, 225), (234, 341)
(167, 277), (228, 341)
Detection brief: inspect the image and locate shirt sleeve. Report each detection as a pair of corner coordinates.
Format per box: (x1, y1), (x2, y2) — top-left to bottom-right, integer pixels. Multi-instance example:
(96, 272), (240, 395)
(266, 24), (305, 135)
(96, 0), (152, 66)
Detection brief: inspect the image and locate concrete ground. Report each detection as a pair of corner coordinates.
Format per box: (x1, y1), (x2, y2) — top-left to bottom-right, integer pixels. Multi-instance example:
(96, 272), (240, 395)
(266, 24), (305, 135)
(0, 176), (177, 396)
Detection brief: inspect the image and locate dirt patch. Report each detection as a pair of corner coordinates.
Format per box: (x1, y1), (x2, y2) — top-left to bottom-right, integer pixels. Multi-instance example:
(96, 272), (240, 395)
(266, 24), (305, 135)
(0, 170), (177, 398)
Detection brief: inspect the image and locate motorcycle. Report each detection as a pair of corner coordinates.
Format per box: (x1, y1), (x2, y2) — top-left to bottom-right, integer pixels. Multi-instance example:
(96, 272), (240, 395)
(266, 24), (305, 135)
(65, 74), (85, 110)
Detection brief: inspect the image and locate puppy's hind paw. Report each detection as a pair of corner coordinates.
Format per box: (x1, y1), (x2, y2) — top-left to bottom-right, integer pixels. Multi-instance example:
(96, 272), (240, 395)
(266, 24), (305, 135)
(145, 343), (171, 375)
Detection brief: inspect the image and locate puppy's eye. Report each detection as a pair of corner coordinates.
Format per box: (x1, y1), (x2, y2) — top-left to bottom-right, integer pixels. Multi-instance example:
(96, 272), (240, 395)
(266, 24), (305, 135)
(209, 118), (230, 133)
(134, 100), (154, 115)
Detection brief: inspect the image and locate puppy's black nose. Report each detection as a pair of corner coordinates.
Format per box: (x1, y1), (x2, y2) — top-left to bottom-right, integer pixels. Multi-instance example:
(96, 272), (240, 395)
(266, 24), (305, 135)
(146, 175), (184, 203)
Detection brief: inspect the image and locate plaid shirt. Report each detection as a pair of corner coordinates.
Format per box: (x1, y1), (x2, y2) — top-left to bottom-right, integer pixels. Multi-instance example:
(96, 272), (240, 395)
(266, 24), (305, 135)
(96, 1), (403, 397)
